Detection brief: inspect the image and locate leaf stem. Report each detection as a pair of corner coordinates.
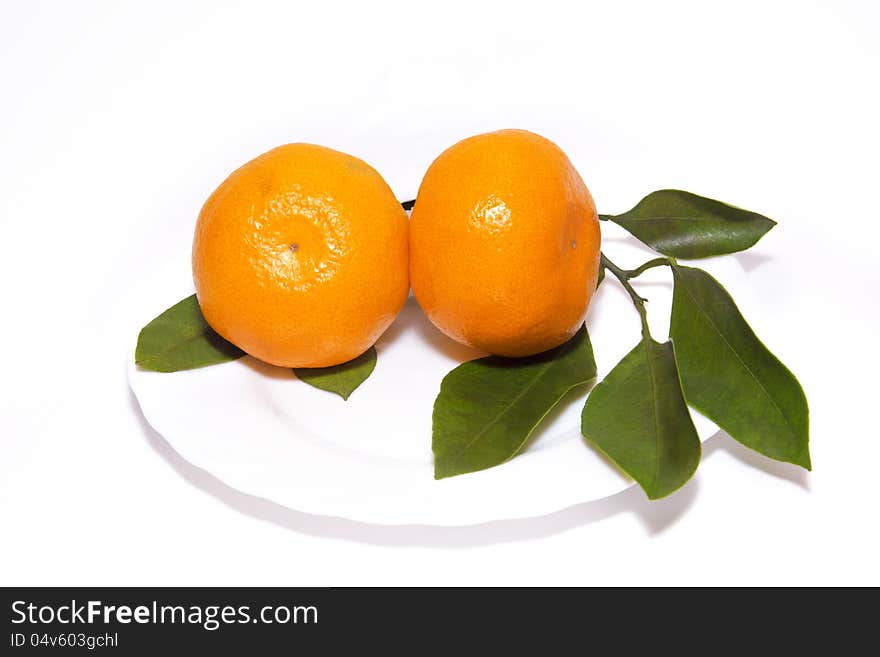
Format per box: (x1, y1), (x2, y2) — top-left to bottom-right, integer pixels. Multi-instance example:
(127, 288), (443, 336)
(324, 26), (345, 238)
(600, 253), (652, 340)
(624, 257), (671, 279)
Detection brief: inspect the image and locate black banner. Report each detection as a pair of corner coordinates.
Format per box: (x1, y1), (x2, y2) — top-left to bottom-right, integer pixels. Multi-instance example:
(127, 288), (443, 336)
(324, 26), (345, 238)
(0, 587), (863, 653)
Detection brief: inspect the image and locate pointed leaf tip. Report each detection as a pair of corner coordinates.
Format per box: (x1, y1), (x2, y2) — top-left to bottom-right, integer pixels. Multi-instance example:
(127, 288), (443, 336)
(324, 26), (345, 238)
(294, 347), (377, 400)
(135, 294), (244, 372)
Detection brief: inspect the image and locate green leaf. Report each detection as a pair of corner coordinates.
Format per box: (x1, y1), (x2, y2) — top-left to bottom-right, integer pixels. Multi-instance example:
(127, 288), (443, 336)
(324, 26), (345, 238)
(596, 261), (605, 288)
(605, 189), (776, 258)
(670, 264), (810, 469)
(433, 326), (597, 479)
(581, 337), (701, 499)
(135, 295), (244, 372)
(294, 347), (377, 400)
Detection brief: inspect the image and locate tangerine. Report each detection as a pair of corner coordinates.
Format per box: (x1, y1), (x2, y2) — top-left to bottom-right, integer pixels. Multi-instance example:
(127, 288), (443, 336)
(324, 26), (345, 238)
(193, 143), (408, 368)
(409, 129), (600, 357)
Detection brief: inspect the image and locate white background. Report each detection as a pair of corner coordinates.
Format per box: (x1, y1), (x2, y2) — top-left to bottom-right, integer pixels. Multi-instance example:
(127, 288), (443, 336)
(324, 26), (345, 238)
(1, 0), (878, 585)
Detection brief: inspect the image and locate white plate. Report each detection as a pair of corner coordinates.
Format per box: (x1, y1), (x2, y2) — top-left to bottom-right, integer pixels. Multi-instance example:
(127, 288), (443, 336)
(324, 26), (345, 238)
(128, 222), (754, 525)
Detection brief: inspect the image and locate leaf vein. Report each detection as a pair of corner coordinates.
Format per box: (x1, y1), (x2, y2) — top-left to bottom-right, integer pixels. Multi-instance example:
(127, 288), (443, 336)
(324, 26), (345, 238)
(445, 360), (557, 466)
(644, 342), (663, 491)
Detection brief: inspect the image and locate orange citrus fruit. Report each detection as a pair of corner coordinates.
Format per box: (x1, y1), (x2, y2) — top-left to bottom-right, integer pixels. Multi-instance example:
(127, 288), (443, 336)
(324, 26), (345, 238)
(193, 143), (409, 368)
(409, 129), (601, 357)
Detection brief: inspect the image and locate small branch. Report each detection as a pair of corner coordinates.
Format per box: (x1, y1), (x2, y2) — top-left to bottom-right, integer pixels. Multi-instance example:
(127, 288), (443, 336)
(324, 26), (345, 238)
(600, 253), (652, 340)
